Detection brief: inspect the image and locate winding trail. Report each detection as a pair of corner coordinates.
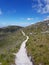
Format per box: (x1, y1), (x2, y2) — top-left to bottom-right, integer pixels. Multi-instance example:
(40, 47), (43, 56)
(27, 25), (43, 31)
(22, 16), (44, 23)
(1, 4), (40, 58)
(15, 31), (33, 65)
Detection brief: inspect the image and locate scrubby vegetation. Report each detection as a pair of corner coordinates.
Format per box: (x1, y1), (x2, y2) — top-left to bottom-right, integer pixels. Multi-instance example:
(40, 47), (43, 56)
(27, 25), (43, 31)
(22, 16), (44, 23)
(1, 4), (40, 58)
(0, 20), (49, 65)
(0, 26), (25, 65)
(26, 33), (49, 65)
(24, 20), (49, 65)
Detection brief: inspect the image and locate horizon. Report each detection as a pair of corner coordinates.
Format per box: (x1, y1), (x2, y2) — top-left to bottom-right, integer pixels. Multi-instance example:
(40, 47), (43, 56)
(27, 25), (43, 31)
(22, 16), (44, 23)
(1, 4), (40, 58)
(0, 19), (49, 28)
(0, 0), (49, 27)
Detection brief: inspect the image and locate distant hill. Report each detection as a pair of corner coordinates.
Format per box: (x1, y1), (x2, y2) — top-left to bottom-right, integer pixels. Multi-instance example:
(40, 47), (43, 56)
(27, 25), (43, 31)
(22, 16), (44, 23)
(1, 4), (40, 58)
(0, 26), (23, 33)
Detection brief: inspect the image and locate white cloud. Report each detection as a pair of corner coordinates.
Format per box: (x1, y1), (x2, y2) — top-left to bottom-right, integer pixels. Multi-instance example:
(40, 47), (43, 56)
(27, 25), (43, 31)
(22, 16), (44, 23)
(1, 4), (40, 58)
(38, 0), (49, 13)
(0, 9), (2, 15)
(27, 18), (34, 20)
(32, 0), (49, 14)
(42, 4), (49, 13)
(44, 16), (49, 20)
(44, 0), (49, 4)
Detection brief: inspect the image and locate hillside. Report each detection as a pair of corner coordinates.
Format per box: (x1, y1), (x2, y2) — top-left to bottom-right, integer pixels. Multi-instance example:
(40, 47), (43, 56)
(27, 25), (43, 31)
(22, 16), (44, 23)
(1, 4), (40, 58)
(24, 20), (49, 34)
(24, 20), (49, 65)
(0, 26), (26, 65)
(0, 20), (49, 65)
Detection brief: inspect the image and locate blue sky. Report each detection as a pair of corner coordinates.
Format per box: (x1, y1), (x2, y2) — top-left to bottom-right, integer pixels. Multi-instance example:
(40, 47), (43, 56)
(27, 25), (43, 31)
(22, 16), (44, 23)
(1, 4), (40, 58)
(0, 0), (49, 27)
